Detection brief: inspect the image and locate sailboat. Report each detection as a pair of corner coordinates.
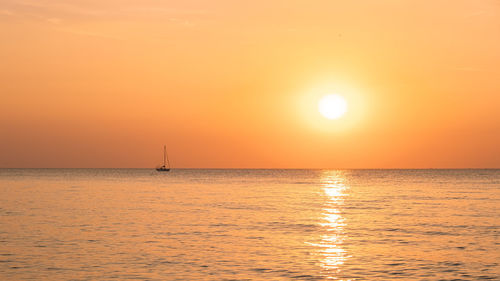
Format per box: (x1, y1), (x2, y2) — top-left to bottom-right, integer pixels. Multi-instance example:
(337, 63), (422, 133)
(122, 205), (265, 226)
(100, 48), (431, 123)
(156, 145), (171, 172)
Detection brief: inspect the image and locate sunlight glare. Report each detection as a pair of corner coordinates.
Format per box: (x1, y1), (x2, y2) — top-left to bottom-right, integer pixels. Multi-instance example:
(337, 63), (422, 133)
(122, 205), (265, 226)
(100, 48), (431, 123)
(318, 94), (348, 120)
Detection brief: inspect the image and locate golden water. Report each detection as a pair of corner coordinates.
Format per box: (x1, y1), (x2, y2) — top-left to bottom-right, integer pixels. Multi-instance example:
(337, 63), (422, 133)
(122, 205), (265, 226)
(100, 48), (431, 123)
(1, 169), (499, 280)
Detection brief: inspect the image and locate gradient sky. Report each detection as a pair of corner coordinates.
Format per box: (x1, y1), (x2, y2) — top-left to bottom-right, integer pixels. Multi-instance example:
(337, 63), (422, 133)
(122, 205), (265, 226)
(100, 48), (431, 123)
(1, 0), (499, 168)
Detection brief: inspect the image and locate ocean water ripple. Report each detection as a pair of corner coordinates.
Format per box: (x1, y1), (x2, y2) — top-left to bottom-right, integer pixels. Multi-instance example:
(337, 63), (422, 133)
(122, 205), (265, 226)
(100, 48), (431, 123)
(0, 169), (499, 280)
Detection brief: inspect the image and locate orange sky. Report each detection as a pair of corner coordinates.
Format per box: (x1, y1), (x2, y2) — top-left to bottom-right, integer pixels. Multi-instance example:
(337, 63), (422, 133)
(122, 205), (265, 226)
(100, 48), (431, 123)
(1, 0), (499, 168)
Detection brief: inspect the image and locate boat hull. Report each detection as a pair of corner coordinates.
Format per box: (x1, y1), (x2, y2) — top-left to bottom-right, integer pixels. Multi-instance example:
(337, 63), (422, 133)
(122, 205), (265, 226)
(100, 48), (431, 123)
(156, 168), (170, 172)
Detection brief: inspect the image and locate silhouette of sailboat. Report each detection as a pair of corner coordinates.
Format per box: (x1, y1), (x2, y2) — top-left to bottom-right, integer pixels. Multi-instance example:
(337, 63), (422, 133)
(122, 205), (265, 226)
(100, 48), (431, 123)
(156, 145), (170, 172)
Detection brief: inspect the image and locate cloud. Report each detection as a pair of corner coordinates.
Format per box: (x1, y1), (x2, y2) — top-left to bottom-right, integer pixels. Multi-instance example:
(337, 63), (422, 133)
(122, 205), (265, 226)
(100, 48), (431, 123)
(1, 1), (209, 39)
(4, 0), (210, 20)
(464, 11), (487, 19)
(54, 27), (123, 41)
(46, 17), (61, 24)
(0, 9), (14, 15)
(453, 67), (484, 72)
(9, 0), (114, 18)
(124, 6), (209, 16)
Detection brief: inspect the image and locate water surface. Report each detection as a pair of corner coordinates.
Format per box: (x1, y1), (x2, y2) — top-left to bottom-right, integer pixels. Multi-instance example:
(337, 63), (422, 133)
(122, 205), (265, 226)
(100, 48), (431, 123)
(1, 169), (499, 280)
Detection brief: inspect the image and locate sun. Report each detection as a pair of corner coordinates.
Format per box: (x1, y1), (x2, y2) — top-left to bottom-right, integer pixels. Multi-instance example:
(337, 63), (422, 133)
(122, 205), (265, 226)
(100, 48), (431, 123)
(318, 94), (348, 119)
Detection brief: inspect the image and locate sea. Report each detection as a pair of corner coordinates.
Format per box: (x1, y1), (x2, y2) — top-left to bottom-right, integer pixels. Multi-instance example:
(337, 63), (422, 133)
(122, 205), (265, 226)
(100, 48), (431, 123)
(0, 169), (499, 280)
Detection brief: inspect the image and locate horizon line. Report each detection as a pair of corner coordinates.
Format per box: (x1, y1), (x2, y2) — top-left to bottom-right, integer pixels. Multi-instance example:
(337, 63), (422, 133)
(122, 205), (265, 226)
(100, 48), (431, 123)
(1, 167), (499, 170)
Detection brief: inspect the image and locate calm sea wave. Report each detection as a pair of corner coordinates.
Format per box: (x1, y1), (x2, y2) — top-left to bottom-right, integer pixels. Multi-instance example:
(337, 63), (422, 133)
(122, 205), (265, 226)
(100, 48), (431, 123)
(0, 169), (499, 280)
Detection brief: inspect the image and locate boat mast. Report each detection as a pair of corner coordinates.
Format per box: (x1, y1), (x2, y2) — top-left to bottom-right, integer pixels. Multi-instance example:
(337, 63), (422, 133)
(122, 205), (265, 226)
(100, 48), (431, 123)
(163, 145), (166, 167)
(166, 146), (170, 168)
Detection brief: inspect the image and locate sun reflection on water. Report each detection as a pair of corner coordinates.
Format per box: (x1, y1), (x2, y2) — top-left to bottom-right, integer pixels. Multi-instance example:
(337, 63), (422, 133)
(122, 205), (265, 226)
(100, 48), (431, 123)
(317, 170), (350, 279)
